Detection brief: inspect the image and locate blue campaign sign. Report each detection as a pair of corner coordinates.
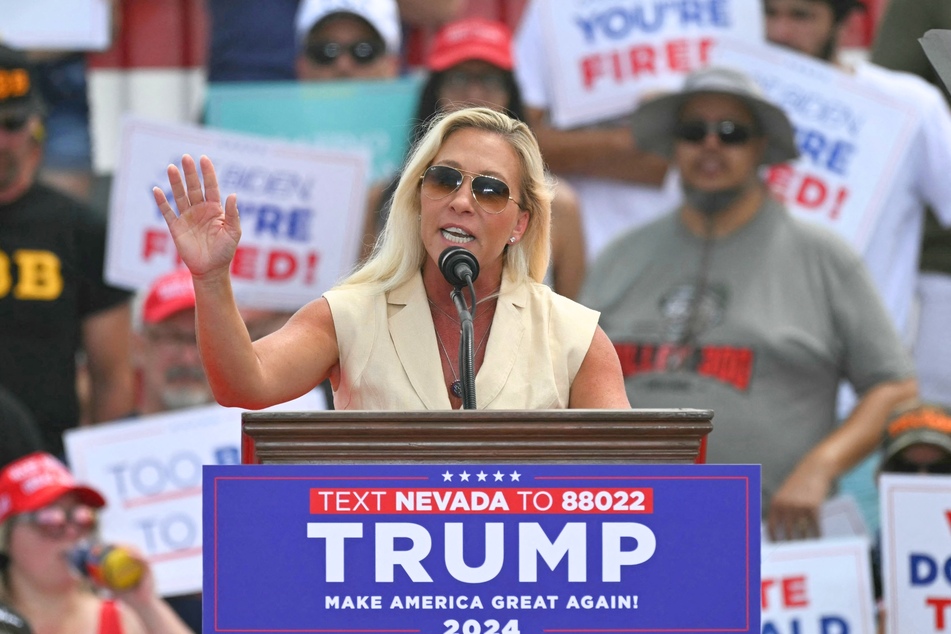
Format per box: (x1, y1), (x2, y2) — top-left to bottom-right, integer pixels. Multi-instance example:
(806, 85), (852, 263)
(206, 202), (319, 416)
(204, 75), (423, 182)
(204, 464), (760, 633)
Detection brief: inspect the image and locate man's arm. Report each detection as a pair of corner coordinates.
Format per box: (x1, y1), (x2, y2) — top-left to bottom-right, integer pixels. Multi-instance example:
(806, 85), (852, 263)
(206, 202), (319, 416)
(525, 107), (669, 185)
(82, 300), (135, 423)
(767, 376), (918, 541)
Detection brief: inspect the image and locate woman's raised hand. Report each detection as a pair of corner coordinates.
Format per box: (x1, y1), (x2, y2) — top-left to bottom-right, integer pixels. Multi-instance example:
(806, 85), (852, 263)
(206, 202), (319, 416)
(152, 154), (241, 279)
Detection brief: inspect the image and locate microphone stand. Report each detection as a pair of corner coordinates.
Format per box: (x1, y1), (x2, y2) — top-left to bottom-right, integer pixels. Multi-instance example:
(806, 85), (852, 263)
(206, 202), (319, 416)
(450, 280), (478, 409)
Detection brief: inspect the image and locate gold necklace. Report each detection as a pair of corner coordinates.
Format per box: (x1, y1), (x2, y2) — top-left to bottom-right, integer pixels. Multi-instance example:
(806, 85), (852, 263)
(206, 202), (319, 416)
(433, 321), (492, 399)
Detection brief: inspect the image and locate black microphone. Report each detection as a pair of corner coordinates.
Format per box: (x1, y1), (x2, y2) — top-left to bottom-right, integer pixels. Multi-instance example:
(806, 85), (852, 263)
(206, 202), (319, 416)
(438, 247), (480, 288)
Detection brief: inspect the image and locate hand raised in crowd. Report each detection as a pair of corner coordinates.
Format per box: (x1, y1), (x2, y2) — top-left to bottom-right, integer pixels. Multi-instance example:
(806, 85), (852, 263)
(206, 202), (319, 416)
(766, 457), (831, 542)
(152, 154), (241, 279)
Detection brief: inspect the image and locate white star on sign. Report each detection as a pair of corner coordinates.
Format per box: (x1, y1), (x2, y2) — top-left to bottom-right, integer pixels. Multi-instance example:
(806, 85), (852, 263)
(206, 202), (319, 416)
(459, 471), (470, 482)
(476, 471), (488, 482)
(493, 471), (505, 481)
(442, 471), (453, 481)
(510, 471), (521, 482)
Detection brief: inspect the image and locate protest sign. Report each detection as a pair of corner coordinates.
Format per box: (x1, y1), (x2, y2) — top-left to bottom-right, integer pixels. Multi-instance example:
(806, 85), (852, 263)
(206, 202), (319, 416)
(105, 116), (368, 310)
(761, 537), (876, 634)
(204, 75), (423, 183)
(0, 0), (111, 50)
(711, 39), (918, 251)
(819, 494), (869, 538)
(880, 474), (951, 633)
(205, 463), (760, 632)
(64, 390), (325, 597)
(535, 0), (764, 128)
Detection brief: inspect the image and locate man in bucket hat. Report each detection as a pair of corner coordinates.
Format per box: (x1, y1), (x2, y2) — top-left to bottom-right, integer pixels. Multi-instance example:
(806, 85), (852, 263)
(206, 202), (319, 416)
(580, 66), (918, 542)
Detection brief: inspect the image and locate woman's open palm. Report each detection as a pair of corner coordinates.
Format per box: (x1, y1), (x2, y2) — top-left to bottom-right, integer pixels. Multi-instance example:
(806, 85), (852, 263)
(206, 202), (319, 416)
(152, 154), (242, 278)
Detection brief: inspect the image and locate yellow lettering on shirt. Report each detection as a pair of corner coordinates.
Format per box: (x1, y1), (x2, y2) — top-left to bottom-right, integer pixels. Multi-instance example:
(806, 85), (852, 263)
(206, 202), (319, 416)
(0, 251), (10, 297)
(13, 250), (63, 300)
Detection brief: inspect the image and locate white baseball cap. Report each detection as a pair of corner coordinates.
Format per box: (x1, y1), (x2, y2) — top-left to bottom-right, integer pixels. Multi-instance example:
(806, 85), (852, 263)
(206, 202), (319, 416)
(295, 0), (402, 55)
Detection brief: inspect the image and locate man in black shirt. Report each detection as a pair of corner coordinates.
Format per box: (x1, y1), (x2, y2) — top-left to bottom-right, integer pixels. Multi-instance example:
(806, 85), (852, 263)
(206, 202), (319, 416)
(0, 45), (133, 456)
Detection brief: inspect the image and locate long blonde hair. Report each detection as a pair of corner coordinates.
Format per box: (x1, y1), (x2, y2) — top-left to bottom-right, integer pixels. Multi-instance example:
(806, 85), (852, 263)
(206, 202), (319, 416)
(339, 107), (553, 291)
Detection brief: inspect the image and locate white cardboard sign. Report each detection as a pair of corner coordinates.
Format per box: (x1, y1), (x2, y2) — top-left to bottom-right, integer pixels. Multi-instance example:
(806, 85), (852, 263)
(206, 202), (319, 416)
(538, 0), (765, 128)
(711, 39), (918, 251)
(761, 537), (877, 634)
(880, 474), (951, 633)
(63, 390), (325, 597)
(106, 116), (369, 310)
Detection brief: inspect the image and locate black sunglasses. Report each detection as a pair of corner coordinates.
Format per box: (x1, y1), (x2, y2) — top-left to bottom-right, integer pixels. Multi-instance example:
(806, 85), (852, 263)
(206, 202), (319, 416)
(305, 40), (384, 66)
(0, 114), (29, 133)
(674, 119), (756, 145)
(885, 456), (951, 475)
(420, 165), (522, 214)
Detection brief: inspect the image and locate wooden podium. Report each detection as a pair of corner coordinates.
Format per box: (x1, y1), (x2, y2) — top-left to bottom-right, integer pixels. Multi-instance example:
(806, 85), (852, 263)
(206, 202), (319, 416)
(241, 408), (713, 465)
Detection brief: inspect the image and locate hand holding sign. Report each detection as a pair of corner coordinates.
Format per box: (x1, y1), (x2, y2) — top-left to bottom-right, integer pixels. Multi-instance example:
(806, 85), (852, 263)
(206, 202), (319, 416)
(152, 154), (242, 279)
(767, 457), (827, 541)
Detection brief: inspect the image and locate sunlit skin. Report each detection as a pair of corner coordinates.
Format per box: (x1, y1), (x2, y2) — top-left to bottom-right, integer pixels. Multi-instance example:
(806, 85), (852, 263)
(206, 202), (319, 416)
(295, 14), (397, 81)
(419, 127), (529, 298)
(764, 0), (840, 61)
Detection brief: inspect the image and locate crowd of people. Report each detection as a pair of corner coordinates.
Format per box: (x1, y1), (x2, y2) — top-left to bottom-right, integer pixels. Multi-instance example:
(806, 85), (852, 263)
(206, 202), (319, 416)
(2, 0), (951, 631)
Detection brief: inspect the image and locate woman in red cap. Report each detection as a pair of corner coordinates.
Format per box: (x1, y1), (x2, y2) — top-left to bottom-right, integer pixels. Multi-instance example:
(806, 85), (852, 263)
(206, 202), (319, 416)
(0, 453), (192, 634)
(369, 18), (588, 299)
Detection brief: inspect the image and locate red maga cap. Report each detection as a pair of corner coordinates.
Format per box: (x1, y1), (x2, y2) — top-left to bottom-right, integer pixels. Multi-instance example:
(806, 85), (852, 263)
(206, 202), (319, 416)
(428, 18), (514, 72)
(142, 268), (196, 325)
(0, 452), (106, 523)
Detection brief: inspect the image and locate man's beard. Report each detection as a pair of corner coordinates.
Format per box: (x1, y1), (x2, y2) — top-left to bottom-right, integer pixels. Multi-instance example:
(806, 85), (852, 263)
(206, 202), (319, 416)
(160, 365), (213, 410)
(161, 386), (214, 410)
(682, 183), (749, 216)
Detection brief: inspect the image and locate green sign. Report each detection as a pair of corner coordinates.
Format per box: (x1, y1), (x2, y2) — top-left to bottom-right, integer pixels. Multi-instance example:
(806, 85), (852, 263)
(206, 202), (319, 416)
(205, 75), (423, 182)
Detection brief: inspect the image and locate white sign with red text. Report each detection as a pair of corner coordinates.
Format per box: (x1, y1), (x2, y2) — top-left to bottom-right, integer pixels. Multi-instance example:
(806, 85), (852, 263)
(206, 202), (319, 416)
(538, 0), (764, 128)
(761, 537), (876, 634)
(880, 474), (951, 634)
(105, 116), (368, 310)
(62, 390), (325, 596)
(711, 39), (918, 251)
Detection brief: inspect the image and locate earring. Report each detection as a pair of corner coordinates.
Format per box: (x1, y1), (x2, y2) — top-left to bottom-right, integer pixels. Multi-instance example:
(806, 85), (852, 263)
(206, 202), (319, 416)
(509, 237), (516, 243)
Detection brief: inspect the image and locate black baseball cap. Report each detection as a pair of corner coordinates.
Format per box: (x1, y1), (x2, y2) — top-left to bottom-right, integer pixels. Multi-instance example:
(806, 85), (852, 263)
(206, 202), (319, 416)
(0, 45), (44, 117)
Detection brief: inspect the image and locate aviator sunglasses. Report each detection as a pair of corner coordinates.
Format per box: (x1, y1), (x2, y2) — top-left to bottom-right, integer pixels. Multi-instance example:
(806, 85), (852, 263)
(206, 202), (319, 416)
(13, 505), (98, 539)
(674, 119), (756, 145)
(305, 40), (384, 66)
(420, 165), (523, 214)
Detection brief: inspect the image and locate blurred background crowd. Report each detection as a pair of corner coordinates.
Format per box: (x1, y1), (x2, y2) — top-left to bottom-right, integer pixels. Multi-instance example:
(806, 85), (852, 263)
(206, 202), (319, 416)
(1, 0), (951, 632)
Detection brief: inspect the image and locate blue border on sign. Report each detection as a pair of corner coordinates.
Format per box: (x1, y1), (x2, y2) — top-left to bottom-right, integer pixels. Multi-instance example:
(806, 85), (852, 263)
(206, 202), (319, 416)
(204, 464), (760, 633)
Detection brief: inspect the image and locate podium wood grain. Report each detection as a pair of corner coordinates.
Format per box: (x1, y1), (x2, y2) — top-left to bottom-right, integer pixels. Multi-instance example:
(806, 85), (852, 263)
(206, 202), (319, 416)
(241, 409), (713, 464)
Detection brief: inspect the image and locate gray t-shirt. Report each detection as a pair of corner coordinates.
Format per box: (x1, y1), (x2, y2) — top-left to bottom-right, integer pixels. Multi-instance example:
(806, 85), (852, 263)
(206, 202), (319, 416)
(580, 196), (914, 500)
